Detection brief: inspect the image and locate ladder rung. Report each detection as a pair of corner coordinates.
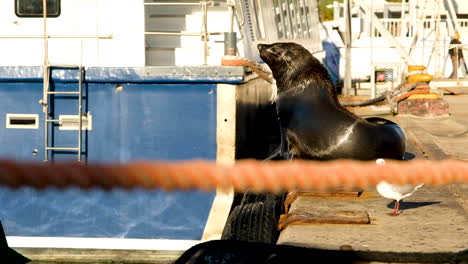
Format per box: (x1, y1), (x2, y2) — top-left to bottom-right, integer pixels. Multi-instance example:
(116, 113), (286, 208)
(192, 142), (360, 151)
(48, 91), (80, 95)
(46, 147), (80, 151)
(46, 119), (81, 123)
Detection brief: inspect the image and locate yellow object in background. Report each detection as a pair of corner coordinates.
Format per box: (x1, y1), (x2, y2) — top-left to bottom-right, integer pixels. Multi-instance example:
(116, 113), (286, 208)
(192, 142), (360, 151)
(407, 73), (433, 83)
(407, 93), (440, 100)
(408, 65), (426, 72)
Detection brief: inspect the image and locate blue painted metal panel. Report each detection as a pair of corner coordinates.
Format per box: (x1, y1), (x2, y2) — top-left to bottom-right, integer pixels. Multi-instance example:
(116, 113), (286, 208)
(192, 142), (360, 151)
(86, 83), (217, 161)
(0, 82), (44, 161)
(0, 67), (222, 239)
(48, 82), (217, 161)
(0, 66), (244, 84)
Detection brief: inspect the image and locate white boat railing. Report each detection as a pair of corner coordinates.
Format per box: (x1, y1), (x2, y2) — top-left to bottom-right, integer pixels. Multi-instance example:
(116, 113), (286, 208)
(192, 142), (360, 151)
(144, 0), (322, 64)
(375, 18), (468, 38)
(144, 1), (234, 65)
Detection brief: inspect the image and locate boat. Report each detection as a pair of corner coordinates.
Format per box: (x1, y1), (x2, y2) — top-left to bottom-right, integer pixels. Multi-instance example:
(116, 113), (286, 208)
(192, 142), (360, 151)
(0, 0), (322, 262)
(2, 0), (467, 263)
(320, 0), (468, 98)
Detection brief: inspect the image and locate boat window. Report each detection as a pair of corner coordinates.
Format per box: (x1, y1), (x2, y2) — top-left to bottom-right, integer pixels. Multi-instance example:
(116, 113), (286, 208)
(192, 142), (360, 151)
(15, 0), (61, 18)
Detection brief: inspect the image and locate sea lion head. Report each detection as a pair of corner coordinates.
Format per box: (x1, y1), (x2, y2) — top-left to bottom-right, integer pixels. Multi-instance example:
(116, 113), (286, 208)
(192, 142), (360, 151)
(258, 42), (334, 98)
(258, 42), (312, 82)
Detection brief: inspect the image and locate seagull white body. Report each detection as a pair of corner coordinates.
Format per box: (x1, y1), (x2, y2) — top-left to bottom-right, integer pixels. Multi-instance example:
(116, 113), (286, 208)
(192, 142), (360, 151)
(375, 158), (424, 216)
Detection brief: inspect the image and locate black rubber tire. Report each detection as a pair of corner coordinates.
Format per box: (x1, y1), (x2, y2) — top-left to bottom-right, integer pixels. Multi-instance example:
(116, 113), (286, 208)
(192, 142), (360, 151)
(240, 191), (266, 205)
(261, 200), (278, 244)
(221, 205), (242, 241)
(240, 191), (284, 206)
(249, 203), (264, 241)
(221, 200), (279, 244)
(238, 203), (254, 241)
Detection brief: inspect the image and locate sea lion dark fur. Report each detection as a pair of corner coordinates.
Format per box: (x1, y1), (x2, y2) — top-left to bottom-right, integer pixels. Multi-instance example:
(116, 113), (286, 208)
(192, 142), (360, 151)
(258, 42), (406, 160)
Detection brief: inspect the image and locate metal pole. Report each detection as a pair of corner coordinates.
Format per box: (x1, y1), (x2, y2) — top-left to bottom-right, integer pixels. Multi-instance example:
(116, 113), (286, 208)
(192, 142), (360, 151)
(43, 0), (49, 162)
(78, 41), (83, 162)
(408, 0), (429, 61)
(434, 0), (442, 77)
(224, 32), (237, 55)
(456, 45), (460, 80)
(445, 0), (461, 34)
(0, 35), (113, 39)
(284, 0), (295, 38)
(144, 2), (204, 6)
(144, 32), (205, 36)
(228, 0), (234, 33)
(343, 0), (352, 97)
(201, 1), (209, 65)
(293, 1), (302, 38)
(302, 0), (311, 38)
(78, 67), (83, 162)
(42, 0), (48, 108)
(400, 0), (406, 37)
(278, 0), (288, 38)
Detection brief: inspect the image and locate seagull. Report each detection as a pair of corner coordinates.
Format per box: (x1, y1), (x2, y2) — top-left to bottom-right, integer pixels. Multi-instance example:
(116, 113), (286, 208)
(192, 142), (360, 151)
(375, 158), (424, 216)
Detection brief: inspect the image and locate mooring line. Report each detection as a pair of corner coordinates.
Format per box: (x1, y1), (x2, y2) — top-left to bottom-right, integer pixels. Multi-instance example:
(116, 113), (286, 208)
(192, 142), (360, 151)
(0, 159), (467, 191)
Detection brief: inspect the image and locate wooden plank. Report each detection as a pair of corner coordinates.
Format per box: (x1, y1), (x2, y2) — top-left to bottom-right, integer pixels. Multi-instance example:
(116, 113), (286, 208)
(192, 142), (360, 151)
(201, 187), (234, 241)
(283, 190), (362, 213)
(278, 210), (370, 230)
(297, 191), (362, 198)
(202, 84), (237, 241)
(16, 248), (182, 264)
(215, 83), (237, 165)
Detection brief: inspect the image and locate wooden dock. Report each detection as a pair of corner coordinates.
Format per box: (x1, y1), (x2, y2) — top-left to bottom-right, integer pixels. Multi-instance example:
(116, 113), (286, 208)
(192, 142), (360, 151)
(277, 94), (468, 257)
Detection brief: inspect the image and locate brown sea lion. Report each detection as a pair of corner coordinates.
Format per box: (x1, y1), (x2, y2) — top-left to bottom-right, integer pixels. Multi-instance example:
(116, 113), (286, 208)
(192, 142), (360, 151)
(257, 42), (406, 160)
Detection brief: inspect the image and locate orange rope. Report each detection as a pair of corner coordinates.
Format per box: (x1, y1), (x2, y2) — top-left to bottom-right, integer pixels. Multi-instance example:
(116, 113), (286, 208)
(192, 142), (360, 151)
(0, 159), (468, 191)
(221, 56), (273, 83)
(392, 84), (431, 102)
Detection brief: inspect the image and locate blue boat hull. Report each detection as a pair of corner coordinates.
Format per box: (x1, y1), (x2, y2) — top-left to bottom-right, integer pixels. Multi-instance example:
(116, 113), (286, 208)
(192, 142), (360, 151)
(0, 66), (244, 239)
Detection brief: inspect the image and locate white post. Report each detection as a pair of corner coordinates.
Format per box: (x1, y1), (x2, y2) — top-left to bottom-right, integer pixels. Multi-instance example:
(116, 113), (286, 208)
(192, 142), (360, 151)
(333, 1), (340, 21)
(400, 0), (407, 37)
(42, 0), (49, 113)
(42, 0), (49, 162)
(434, 0), (442, 77)
(343, 0), (352, 96)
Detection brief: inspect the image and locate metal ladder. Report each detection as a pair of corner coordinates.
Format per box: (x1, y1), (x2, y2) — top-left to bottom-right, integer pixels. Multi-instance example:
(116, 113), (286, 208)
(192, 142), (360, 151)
(40, 64), (84, 162)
